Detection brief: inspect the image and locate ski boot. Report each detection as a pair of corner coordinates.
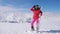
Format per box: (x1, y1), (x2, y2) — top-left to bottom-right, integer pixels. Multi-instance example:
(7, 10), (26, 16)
(31, 26), (34, 31)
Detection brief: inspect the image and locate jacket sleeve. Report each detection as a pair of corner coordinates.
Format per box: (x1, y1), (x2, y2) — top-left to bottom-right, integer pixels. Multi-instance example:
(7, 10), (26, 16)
(30, 8), (34, 11)
(40, 10), (43, 16)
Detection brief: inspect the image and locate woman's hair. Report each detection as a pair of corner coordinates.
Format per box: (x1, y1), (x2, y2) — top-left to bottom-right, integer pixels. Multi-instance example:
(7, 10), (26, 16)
(33, 5), (40, 10)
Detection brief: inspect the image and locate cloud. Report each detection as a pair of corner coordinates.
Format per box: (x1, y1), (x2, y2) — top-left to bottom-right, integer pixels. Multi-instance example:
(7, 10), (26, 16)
(0, 5), (27, 14)
(0, 0), (29, 14)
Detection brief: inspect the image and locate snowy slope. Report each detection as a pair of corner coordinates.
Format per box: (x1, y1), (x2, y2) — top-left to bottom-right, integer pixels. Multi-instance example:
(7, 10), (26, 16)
(0, 23), (60, 34)
(0, 23), (39, 34)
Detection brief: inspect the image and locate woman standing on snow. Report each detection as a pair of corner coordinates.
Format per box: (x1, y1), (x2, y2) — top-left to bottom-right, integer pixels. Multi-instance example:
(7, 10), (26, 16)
(30, 5), (43, 31)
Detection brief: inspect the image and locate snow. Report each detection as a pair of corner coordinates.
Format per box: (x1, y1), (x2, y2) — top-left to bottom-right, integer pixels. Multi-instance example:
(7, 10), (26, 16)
(0, 23), (27, 34)
(0, 23), (38, 34)
(0, 23), (60, 34)
(0, 12), (60, 34)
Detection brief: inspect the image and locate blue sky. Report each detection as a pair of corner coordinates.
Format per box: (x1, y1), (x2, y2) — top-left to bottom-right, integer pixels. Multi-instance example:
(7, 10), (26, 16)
(0, 0), (60, 13)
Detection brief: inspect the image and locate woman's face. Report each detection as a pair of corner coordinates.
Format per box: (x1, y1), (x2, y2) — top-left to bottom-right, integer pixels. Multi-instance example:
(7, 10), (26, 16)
(35, 6), (38, 9)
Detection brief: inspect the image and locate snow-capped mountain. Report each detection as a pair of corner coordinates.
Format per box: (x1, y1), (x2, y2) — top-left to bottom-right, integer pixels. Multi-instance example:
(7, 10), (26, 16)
(0, 12), (32, 23)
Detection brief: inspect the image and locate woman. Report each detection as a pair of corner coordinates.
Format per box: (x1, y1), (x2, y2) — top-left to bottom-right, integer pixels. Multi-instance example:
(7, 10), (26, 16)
(30, 5), (42, 31)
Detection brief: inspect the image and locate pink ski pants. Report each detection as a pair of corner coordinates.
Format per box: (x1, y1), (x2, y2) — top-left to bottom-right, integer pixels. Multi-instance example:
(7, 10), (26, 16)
(31, 18), (39, 28)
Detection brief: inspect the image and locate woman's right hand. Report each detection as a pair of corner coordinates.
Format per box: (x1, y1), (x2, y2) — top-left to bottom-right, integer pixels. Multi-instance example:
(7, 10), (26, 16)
(32, 8), (34, 10)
